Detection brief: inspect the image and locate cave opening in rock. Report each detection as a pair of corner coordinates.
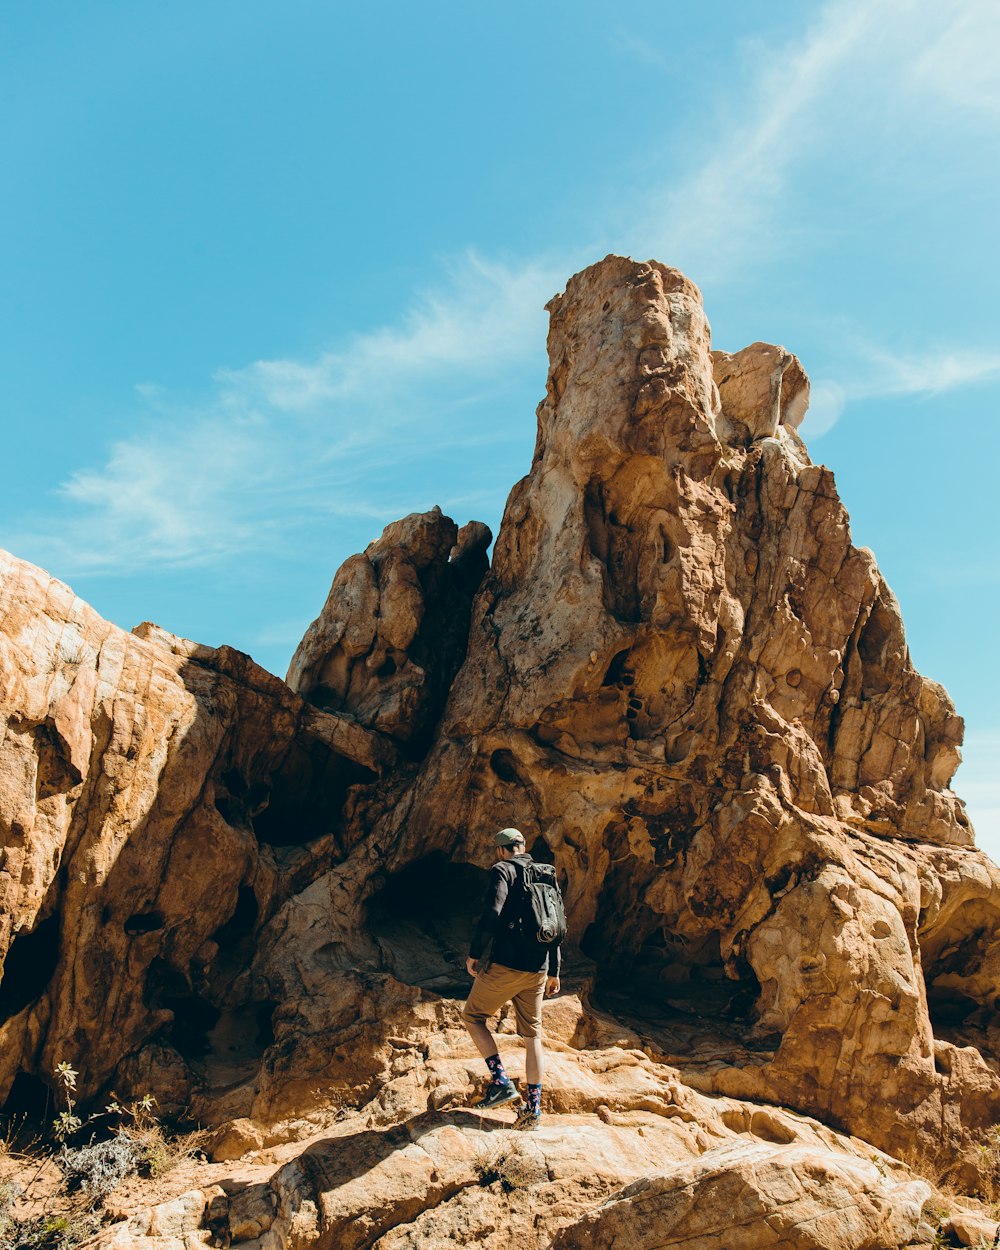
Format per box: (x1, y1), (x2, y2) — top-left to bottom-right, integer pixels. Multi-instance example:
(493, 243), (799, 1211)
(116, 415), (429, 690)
(0, 912), (61, 1025)
(919, 910), (998, 1060)
(198, 1000), (279, 1089)
(367, 853), (488, 997)
(586, 909), (766, 1058)
(247, 740), (376, 848)
(601, 650), (631, 687)
(857, 602), (895, 697)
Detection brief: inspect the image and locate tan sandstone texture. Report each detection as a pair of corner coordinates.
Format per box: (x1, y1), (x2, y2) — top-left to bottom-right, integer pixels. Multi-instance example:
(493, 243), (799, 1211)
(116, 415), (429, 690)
(3, 255), (1000, 1248)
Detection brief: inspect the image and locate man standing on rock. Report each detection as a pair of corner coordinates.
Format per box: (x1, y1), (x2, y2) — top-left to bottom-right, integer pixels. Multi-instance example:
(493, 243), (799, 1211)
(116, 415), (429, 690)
(462, 827), (563, 1131)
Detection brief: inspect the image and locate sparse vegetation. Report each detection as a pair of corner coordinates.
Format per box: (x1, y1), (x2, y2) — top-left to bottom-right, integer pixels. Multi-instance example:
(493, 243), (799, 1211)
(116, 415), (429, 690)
(472, 1133), (541, 1194)
(0, 1062), (205, 1249)
(975, 1126), (1000, 1203)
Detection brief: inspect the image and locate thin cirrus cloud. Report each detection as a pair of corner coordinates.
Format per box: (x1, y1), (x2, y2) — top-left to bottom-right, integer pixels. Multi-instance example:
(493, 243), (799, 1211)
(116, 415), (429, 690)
(801, 343), (1000, 441)
(634, 0), (882, 284)
(8, 253), (560, 577)
(9, 0), (999, 574)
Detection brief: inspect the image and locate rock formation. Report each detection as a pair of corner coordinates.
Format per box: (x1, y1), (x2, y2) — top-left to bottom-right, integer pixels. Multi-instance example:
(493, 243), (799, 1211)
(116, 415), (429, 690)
(3, 255), (1000, 1248)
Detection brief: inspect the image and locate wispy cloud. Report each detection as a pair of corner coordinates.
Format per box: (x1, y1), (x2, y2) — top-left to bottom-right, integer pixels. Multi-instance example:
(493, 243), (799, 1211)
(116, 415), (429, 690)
(631, 1), (1000, 284)
(217, 252), (559, 411)
(801, 341), (1000, 440)
(851, 345), (1000, 399)
(909, 0), (1000, 117)
(632, 0), (881, 282)
(8, 252), (557, 576)
(9, 0), (1000, 570)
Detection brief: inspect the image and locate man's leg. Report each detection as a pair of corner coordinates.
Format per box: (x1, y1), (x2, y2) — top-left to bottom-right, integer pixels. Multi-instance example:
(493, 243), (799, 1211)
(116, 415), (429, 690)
(512, 974), (547, 1126)
(461, 965), (520, 1105)
(466, 1018), (501, 1062)
(523, 1037), (543, 1084)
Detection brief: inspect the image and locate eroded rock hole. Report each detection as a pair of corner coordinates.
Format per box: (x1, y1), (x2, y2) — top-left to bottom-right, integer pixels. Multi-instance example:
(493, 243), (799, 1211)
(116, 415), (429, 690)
(601, 650), (631, 687)
(164, 995), (220, 1059)
(214, 769), (269, 829)
(919, 917), (997, 1054)
(32, 723), (82, 800)
(213, 886), (259, 948)
(530, 836), (555, 865)
(124, 911), (166, 937)
(1, 1072), (52, 1127)
(857, 603), (895, 697)
(587, 896), (766, 1057)
(0, 912), (60, 1024)
(926, 985), (979, 1030)
(367, 854), (488, 997)
(489, 749), (522, 784)
(251, 741), (376, 847)
(200, 1000), (278, 1083)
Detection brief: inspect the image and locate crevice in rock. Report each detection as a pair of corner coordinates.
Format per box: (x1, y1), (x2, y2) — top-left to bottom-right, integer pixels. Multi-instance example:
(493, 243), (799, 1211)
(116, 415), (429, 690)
(32, 721), (82, 800)
(212, 885), (259, 948)
(857, 601), (895, 698)
(0, 912), (60, 1024)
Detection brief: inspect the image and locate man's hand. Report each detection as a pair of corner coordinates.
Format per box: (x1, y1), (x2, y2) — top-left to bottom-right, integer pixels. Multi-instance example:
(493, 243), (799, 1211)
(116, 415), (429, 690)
(545, 976), (560, 997)
(466, 957), (479, 978)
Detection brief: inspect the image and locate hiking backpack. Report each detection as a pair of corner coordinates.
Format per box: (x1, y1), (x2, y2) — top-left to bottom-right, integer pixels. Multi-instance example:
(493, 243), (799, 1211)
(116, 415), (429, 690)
(513, 860), (567, 946)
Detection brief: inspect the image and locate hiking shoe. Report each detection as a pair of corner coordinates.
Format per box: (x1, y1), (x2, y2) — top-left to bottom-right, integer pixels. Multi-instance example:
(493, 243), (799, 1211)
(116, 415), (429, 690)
(514, 1107), (541, 1131)
(473, 1079), (520, 1109)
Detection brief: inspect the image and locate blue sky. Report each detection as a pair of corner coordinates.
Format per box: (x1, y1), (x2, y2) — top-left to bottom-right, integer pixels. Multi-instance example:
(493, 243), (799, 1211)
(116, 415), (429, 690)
(2, 1), (999, 852)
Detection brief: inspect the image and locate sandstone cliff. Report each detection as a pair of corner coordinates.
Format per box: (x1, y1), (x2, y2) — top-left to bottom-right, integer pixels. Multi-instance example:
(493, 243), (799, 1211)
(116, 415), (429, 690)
(2, 256), (999, 1249)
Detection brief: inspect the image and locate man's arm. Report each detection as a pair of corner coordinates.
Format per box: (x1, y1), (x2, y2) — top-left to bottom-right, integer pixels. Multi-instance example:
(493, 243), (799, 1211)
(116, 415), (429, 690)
(468, 864), (511, 967)
(545, 941), (562, 989)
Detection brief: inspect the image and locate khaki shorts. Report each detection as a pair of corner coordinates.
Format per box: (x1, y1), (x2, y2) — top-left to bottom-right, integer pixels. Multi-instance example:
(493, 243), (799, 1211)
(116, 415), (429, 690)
(461, 963), (547, 1039)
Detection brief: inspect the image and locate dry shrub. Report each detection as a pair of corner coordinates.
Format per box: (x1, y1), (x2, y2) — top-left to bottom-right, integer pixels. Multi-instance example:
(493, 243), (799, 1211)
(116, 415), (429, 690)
(473, 1133), (543, 1195)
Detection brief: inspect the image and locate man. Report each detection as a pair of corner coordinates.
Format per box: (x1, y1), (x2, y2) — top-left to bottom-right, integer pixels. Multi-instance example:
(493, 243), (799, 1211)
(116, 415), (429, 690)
(461, 827), (562, 1131)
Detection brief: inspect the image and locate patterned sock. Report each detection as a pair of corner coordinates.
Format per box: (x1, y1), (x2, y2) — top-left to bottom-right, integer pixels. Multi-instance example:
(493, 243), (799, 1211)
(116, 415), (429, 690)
(485, 1053), (509, 1085)
(526, 1083), (542, 1115)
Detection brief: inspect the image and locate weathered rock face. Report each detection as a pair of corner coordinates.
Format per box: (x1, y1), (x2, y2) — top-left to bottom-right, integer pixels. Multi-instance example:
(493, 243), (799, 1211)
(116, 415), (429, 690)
(3, 254), (1000, 1248)
(0, 554), (393, 1115)
(318, 257), (998, 1176)
(287, 507), (491, 752)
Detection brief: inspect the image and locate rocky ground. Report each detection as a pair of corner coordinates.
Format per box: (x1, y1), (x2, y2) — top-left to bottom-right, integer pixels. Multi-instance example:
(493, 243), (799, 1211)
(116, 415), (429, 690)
(3, 255), (1000, 1248)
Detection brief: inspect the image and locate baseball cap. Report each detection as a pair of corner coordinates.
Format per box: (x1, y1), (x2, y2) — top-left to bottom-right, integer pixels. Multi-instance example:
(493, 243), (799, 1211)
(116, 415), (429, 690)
(493, 827), (524, 847)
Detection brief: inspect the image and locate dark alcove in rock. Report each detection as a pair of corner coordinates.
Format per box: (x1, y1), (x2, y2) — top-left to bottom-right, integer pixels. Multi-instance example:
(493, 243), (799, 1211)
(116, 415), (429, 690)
(367, 854), (489, 998)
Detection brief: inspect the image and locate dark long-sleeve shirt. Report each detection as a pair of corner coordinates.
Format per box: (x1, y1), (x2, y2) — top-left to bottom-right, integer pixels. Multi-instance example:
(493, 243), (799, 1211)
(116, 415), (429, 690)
(468, 854), (562, 976)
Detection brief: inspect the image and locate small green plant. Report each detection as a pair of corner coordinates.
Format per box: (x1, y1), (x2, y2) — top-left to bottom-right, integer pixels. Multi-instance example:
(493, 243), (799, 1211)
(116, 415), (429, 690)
(0, 1061), (205, 1250)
